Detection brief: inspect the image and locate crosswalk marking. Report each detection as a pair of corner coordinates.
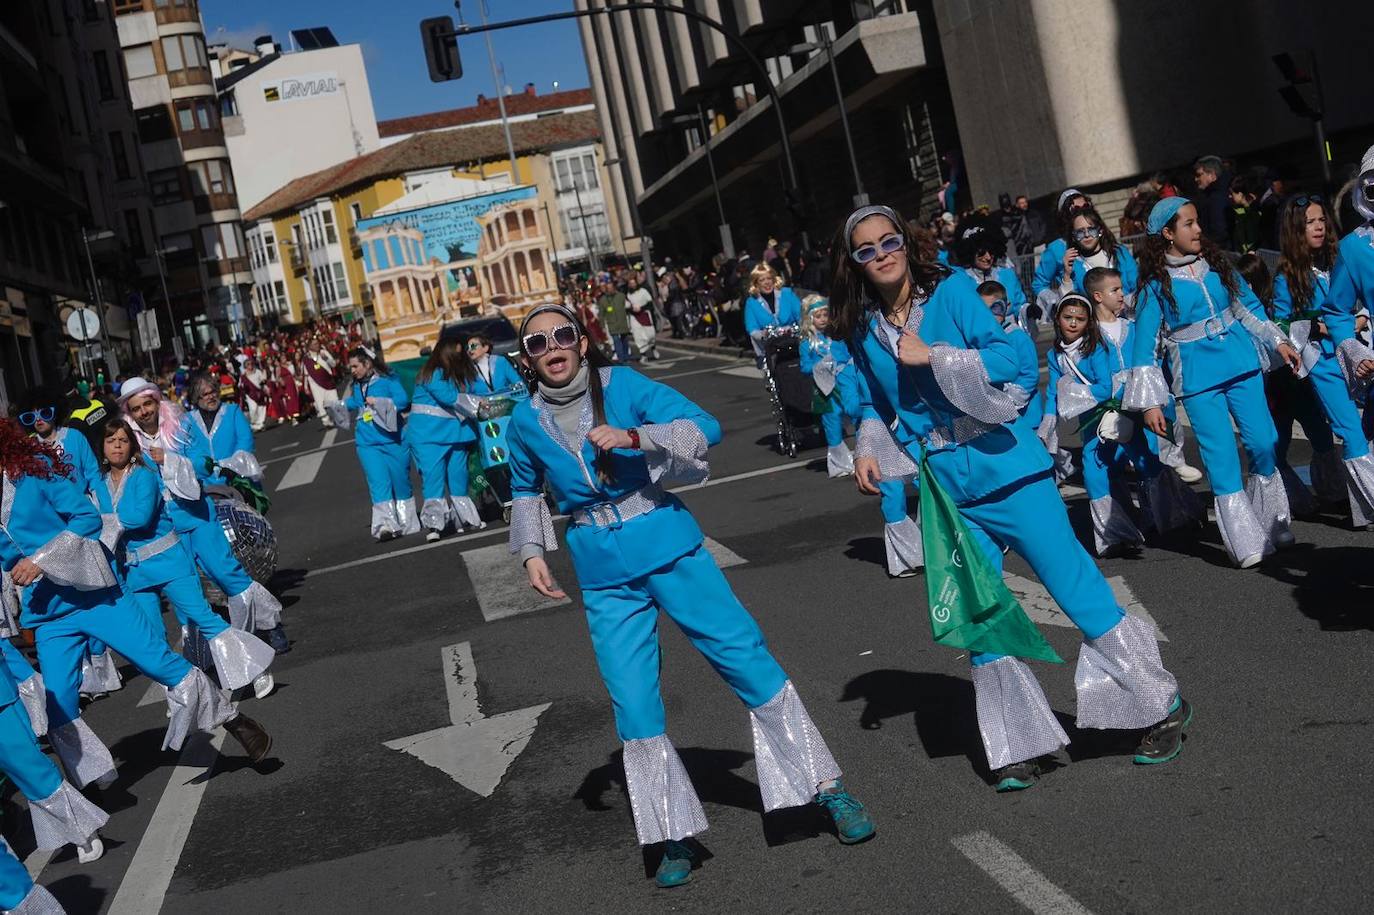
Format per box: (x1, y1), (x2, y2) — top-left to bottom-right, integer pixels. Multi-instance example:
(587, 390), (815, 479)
(465, 537), (747, 622)
(720, 366), (764, 379)
(276, 451), (327, 491)
(1003, 573), (1167, 641)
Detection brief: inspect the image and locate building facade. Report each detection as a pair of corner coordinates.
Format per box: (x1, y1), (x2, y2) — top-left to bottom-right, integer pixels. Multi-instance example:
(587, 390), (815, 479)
(112, 0), (252, 346)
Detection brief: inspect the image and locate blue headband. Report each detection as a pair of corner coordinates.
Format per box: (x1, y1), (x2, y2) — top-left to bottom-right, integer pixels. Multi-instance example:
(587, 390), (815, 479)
(1147, 197), (1191, 235)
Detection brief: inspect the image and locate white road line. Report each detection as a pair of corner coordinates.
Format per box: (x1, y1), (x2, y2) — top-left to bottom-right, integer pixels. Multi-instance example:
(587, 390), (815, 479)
(321, 428), (338, 449)
(107, 730), (227, 915)
(261, 437), (352, 467)
(137, 679), (164, 707)
(653, 342), (748, 363)
(1004, 573), (1167, 641)
(270, 442), (301, 452)
(703, 537), (746, 568)
(276, 451), (327, 491)
(305, 459), (823, 579)
(952, 831), (1096, 915)
(655, 364), (751, 382)
(720, 366), (765, 379)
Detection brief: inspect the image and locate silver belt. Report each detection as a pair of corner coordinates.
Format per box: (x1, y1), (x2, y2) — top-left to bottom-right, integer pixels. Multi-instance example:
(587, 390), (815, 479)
(126, 530), (180, 566)
(409, 403), (460, 419)
(1168, 312), (1234, 344)
(919, 414), (999, 451)
(571, 483), (667, 528)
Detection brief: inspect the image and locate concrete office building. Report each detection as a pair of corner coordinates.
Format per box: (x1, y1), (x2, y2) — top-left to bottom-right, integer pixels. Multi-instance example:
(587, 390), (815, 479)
(112, 0), (251, 344)
(578, 0), (1374, 261)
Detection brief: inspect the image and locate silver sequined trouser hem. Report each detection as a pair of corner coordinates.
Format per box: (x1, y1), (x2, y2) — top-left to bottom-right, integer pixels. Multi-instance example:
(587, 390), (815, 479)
(1088, 495), (1144, 556)
(1075, 614), (1177, 730)
(1342, 452), (1374, 528)
(79, 649), (121, 696)
(5, 884), (65, 915)
(1244, 470), (1292, 545)
(207, 628), (275, 691)
(419, 497), (450, 531)
(1213, 490), (1271, 566)
(48, 719), (116, 790)
(749, 681), (841, 811)
(226, 581), (282, 632)
(163, 668), (237, 752)
(884, 517), (924, 575)
(449, 496), (485, 530)
(622, 734), (709, 845)
(971, 657), (1069, 770)
(826, 442), (855, 478)
(17, 673), (48, 737)
(28, 780), (108, 850)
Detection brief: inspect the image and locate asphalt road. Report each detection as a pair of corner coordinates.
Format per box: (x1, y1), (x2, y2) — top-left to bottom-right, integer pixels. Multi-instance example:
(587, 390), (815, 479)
(12, 343), (1374, 913)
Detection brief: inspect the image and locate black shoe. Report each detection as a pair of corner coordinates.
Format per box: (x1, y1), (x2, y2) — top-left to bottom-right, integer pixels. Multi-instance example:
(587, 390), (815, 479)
(224, 713), (273, 763)
(992, 760), (1038, 792)
(260, 624), (290, 655)
(1134, 696), (1193, 765)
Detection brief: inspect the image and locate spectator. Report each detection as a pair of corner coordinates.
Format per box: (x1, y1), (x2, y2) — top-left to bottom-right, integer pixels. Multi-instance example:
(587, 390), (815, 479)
(1120, 177), (1163, 238)
(596, 280), (635, 363)
(624, 275), (659, 361)
(1258, 164), (1297, 249)
(1228, 173), (1263, 253)
(1192, 155), (1233, 248)
(1000, 193), (1034, 256)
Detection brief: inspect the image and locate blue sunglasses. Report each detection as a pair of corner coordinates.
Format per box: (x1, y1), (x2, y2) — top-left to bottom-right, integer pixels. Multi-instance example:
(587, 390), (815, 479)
(18, 406), (56, 427)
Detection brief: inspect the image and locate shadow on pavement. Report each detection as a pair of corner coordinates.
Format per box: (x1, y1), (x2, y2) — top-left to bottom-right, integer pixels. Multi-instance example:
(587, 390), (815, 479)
(839, 669), (986, 777)
(843, 536), (887, 569)
(49, 874), (103, 914)
(1260, 544), (1374, 631)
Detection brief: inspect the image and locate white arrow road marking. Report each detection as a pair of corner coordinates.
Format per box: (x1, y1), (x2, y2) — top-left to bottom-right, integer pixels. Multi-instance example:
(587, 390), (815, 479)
(465, 537), (746, 622)
(1003, 573), (1167, 641)
(383, 642), (551, 797)
(276, 451), (327, 490)
(720, 365), (764, 379)
(953, 831), (1096, 915)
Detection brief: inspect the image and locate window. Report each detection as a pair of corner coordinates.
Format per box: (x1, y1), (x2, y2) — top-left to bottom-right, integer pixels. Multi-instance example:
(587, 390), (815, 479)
(162, 35), (183, 71)
(124, 45), (157, 80)
(159, 231), (194, 256)
(349, 202), (362, 224)
(221, 90), (238, 117)
(273, 280), (286, 310)
(187, 159), (234, 197)
(264, 231), (277, 262)
(93, 50), (114, 100)
(149, 168), (182, 204)
(109, 132), (131, 180)
(123, 210), (145, 256)
(174, 98), (219, 136)
(321, 208), (338, 245)
(82, 0), (101, 21)
(161, 34), (207, 73)
(332, 262), (348, 299)
(136, 105), (175, 142)
(201, 223), (243, 261)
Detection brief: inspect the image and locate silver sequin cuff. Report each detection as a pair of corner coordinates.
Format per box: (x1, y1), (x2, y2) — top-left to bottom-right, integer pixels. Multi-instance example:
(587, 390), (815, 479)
(1000, 382), (1033, 410)
(1075, 614), (1177, 730)
(79, 649), (122, 695)
(927, 345), (1020, 424)
(219, 450), (263, 481)
(1088, 494), (1144, 556)
(98, 513), (121, 552)
(6, 884), (65, 915)
(325, 401), (353, 430)
(161, 450), (202, 501)
(31, 531), (117, 592)
(1229, 300), (1291, 355)
(164, 668), (237, 752)
(508, 496), (558, 555)
(622, 734), (709, 844)
(640, 420), (710, 486)
(1335, 337), (1374, 400)
(1214, 490), (1271, 566)
(971, 657), (1069, 770)
(18, 673), (47, 737)
(0, 570), (20, 637)
(226, 580), (282, 632)
(370, 500), (421, 539)
(1034, 413), (1056, 444)
(420, 498), (450, 531)
(1055, 378), (1099, 421)
(884, 517), (924, 575)
(49, 718), (116, 789)
(1343, 453), (1374, 527)
(208, 628), (275, 691)
(454, 393), (483, 420)
(1245, 470), (1292, 546)
(826, 442), (855, 478)
(749, 680), (842, 811)
(28, 780), (109, 850)
(449, 496), (484, 530)
(370, 397), (399, 433)
(855, 418), (918, 480)
(1121, 365), (1169, 411)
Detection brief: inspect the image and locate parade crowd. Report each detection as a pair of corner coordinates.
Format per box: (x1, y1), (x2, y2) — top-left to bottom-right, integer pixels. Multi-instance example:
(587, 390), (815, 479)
(1, 139), (1373, 910)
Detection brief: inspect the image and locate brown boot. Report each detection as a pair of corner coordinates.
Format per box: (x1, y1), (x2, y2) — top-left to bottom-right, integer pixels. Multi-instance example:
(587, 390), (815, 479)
(224, 713), (273, 763)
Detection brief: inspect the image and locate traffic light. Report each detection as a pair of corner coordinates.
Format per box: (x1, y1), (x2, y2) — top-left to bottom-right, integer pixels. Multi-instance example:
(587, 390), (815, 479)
(1272, 52), (1321, 120)
(421, 16), (462, 83)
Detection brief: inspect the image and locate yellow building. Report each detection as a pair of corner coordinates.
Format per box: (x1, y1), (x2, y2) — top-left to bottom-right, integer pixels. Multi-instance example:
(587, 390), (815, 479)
(241, 107), (611, 342)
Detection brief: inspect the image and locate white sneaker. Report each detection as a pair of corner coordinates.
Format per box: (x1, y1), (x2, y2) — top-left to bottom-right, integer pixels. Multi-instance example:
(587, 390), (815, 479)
(1174, 464), (1203, 484)
(425, 529), (442, 542)
(1239, 552), (1264, 569)
(77, 836), (104, 864)
(252, 672), (275, 700)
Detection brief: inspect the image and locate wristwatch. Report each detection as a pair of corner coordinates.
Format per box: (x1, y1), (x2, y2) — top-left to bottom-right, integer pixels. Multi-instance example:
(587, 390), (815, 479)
(627, 428), (641, 450)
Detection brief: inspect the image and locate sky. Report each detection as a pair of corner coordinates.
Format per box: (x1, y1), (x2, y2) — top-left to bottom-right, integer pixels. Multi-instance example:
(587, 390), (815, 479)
(199, 0), (591, 121)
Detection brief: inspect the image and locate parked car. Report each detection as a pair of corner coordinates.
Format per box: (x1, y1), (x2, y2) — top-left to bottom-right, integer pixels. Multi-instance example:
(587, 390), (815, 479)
(439, 314), (520, 357)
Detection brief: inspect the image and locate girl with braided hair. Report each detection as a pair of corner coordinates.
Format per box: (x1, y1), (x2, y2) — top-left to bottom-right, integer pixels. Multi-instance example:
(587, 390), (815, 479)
(507, 304), (873, 889)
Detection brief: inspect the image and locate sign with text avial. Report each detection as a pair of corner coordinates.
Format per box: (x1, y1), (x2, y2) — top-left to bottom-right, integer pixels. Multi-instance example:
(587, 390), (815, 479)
(262, 71), (339, 103)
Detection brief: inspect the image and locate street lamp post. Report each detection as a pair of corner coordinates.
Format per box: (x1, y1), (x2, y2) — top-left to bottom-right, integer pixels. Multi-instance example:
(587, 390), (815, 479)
(153, 246), (183, 361)
(789, 28), (866, 208)
(80, 228), (117, 368)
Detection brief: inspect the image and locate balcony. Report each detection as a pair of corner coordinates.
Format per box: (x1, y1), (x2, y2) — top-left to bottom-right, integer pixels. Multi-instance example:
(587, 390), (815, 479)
(289, 249), (306, 274)
(348, 227), (362, 255)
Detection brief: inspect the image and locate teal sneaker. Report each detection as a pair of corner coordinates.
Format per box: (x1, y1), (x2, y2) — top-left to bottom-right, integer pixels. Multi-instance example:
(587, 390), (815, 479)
(992, 760), (1038, 792)
(815, 782), (876, 844)
(1134, 695), (1193, 765)
(654, 840), (694, 888)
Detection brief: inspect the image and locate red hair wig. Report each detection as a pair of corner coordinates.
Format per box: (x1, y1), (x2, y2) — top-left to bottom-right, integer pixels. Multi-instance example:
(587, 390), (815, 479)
(0, 419), (73, 481)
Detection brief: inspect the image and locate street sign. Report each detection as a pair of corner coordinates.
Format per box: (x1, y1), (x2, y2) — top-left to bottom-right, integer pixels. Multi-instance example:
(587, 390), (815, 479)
(66, 307), (100, 341)
(138, 309), (161, 351)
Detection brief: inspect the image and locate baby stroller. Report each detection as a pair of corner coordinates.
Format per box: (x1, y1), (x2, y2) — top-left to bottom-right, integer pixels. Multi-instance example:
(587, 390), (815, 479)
(470, 383), (530, 523)
(759, 325), (815, 457)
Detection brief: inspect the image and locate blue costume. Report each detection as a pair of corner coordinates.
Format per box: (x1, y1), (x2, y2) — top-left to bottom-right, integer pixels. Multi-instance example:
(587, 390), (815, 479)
(470, 353), (524, 396)
(507, 364), (845, 847)
(1033, 240), (1139, 306)
(1123, 238), (1294, 567)
(965, 263), (1029, 322)
(405, 369), (485, 534)
(0, 465), (235, 788)
(799, 332), (857, 477)
(848, 263), (1178, 773)
(338, 371), (420, 539)
(186, 402), (262, 484)
(93, 459), (274, 691)
(744, 286), (802, 337)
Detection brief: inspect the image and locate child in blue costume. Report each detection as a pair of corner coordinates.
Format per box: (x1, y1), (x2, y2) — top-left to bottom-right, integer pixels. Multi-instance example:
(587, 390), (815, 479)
(1272, 193), (1374, 527)
(799, 296), (857, 477)
(835, 204), (1190, 791)
(1041, 206), (1141, 304)
(92, 416), (275, 695)
(404, 337), (486, 542)
(1321, 146), (1374, 430)
(1030, 188), (1093, 312)
(118, 379), (285, 654)
(327, 346), (420, 541)
(0, 420), (273, 789)
(1046, 294), (1200, 556)
(465, 333), (525, 396)
(184, 372), (263, 485)
(974, 280), (1043, 436)
(17, 392), (123, 697)
(955, 225), (1031, 326)
(1125, 198), (1302, 569)
(743, 263), (802, 365)
(507, 305), (874, 888)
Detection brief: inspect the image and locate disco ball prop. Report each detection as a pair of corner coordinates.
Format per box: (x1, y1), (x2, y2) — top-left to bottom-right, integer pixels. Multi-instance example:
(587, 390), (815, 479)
(199, 494), (278, 605)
